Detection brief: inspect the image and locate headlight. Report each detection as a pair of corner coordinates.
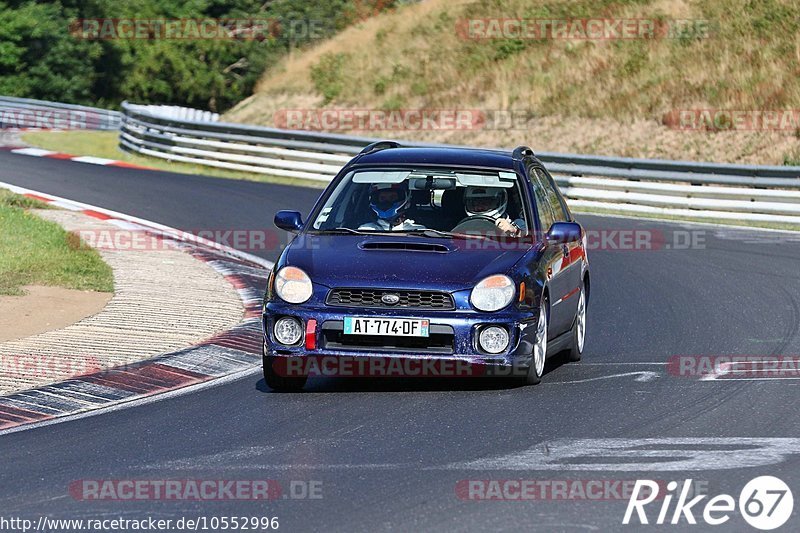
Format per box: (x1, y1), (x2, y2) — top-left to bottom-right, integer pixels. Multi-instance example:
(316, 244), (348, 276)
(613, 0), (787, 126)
(471, 274), (515, 312)
(274, 266), (313, 304)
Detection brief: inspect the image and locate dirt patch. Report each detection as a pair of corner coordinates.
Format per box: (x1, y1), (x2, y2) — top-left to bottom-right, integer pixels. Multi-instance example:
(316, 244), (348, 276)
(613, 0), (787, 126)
(0, 285), (111, 342)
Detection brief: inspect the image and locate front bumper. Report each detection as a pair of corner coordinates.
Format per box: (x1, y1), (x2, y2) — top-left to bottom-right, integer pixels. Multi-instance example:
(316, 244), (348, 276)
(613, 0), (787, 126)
(262, 301), (539, 367)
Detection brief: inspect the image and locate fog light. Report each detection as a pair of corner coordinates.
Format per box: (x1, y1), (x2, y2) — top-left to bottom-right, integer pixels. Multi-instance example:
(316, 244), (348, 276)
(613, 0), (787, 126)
(274, 317), (303, 345)
(479, 326), (509, 354)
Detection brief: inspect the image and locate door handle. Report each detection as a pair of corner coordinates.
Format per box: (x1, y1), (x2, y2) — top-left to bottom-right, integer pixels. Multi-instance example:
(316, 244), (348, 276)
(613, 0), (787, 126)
(561, 244), (569, 258)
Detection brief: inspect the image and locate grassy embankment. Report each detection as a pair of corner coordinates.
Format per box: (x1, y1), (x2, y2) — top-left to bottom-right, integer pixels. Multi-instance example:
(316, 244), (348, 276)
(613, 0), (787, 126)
(227, 0), (800, 166)
(0, 190), (113, 295)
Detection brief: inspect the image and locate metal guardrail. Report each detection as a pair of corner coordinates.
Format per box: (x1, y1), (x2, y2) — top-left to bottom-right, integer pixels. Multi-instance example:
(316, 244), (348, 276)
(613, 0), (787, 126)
(120, 101), (800, 226)
(5, 94), (796, 225)
(0, 96), (120, 130)
(124, 103), (219, 123)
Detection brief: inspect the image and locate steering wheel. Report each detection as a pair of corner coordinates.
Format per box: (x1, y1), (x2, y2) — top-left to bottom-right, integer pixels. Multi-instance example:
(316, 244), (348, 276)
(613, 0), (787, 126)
(451, 214), (498, 234)
(457, 214), (496, 225)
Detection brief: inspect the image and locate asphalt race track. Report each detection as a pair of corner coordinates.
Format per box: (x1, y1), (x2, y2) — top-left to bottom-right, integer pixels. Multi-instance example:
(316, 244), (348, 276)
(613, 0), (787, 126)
(1, 150), (799, 531)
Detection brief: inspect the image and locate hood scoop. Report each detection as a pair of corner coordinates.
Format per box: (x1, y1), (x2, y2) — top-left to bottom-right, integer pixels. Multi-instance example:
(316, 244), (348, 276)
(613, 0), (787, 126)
(359, 241), (450, 253)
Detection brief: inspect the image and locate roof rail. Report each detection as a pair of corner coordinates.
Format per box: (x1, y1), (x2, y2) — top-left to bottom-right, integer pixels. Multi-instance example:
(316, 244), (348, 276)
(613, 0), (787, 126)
(512, 146), (535, 160)
(359, 140), (401, 155)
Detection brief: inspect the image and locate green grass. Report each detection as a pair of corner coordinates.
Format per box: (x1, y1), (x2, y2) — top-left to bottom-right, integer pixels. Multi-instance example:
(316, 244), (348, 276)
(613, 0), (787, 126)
(783, 146), (800, 166)
(20, 131), (326, 190)
(0, 190), (114, 296)
(310, 52), (349, 104)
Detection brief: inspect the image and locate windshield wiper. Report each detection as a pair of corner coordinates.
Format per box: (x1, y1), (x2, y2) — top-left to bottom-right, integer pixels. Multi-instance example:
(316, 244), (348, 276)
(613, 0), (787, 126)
(405, 229), (486, 239)
(316, 227), (368, 235)
(316, 227), (486, 239)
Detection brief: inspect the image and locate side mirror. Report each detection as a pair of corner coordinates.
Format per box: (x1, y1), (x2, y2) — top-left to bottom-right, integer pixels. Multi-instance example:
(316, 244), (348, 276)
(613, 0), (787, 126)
(546, 221), (582, 244)
(274, 210), (304, 232)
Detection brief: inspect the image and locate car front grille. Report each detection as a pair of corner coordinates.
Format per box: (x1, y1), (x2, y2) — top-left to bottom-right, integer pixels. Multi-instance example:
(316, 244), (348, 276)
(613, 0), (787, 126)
(326, 288), (455, 311)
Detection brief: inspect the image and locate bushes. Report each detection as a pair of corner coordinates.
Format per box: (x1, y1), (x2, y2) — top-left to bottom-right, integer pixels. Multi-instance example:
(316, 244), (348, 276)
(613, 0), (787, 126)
(310, 52), (349, 103)
(0, 0), (397, 112)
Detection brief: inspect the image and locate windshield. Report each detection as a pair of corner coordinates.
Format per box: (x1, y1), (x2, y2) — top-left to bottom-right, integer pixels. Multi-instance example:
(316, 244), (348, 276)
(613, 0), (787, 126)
(310, 168), (530, 238)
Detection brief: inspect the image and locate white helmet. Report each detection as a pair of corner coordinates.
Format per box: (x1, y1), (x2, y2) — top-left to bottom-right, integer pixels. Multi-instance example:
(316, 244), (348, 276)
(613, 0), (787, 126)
(464, 187), (507, 218)
(369, 182), (410, 222)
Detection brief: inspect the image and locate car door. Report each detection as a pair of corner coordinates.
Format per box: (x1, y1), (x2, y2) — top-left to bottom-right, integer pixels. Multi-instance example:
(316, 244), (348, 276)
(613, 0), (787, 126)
(528, 165), (571, 337)
(534, 167), (582, 334)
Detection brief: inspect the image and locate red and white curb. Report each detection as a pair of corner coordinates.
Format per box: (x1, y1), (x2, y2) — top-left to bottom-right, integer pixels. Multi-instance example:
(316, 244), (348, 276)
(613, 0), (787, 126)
(3, 146), (155, 171)
(0, 181), (272, 435)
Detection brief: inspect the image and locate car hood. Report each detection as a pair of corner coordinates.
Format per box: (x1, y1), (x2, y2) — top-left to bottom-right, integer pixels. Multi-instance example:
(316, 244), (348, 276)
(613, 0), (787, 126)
(284, 234), (533, 291)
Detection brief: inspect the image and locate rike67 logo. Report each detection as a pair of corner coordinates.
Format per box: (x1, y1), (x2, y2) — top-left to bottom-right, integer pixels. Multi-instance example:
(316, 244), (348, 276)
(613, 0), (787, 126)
(624, 476), (793, 530)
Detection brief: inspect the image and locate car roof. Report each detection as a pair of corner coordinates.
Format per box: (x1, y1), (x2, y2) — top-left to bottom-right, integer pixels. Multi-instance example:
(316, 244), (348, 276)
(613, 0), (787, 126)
(353, 146), (519, 170)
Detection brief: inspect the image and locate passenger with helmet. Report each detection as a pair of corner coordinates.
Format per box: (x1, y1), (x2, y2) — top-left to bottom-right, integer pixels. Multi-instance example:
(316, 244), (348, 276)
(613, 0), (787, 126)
(358, 182), (426, 231)
(463, 186), (526, 236)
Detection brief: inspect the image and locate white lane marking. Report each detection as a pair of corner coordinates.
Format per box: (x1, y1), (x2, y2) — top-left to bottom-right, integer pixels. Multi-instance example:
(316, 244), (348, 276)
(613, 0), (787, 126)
(544, 371), (661, 384)
(142, 438), (800, 473)
(70, 156), (116, 165)
(700, 361), (736, 381)
(444, 438), (800, 472)
(106, 218), (148, 230)
(48, 200), (83, 211)
(579, 362), (667, 365)
(235, 464), (410, 470)
(10, 147), (56, 157)
(703, 375), (800, 381)
(149, 463), (411, 471)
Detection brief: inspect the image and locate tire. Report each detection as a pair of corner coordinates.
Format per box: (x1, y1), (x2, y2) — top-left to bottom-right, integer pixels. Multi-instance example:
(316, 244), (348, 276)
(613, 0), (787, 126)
(262, 343), (307, 391)
(526, 296), (548, 385)
(565, 283), (586, 363)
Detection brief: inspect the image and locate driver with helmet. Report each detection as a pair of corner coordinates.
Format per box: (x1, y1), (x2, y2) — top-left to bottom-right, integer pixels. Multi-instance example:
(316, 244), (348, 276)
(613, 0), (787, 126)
(359, 182), (426, 231)
(463, 187), (526, 236)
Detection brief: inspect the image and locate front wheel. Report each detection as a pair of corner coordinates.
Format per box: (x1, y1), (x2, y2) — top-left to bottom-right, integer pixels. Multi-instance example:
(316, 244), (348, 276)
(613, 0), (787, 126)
(525, 298), (548, 385)
(565, 284), (586, 362)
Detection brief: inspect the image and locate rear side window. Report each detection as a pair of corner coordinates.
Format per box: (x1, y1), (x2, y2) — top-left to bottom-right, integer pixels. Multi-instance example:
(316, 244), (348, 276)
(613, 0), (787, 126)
(530, 166), (555, 232)
(534, 168), (569, 223)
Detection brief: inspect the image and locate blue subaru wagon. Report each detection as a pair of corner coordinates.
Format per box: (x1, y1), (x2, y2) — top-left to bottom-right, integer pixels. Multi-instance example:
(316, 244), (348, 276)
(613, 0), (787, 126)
(262, 142), (589, 390)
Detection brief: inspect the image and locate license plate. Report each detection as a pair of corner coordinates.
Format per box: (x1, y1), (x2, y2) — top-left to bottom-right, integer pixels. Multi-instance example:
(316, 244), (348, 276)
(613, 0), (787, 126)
(343, 317), (429, 337)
